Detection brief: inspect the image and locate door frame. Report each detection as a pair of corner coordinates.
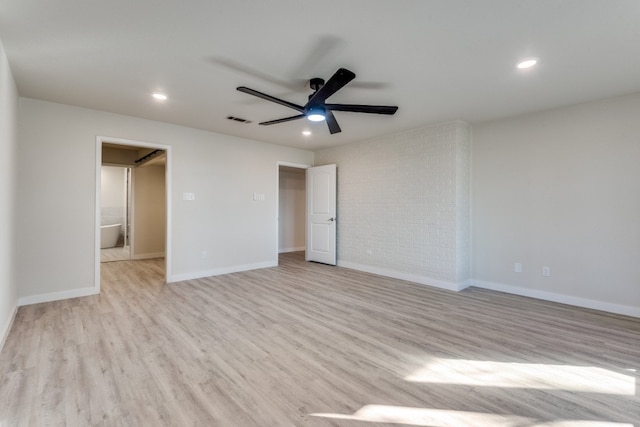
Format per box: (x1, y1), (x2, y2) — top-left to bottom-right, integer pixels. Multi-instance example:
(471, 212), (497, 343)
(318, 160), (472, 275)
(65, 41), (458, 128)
(275, 161), (311, 264)
(95, 136), (172, 291)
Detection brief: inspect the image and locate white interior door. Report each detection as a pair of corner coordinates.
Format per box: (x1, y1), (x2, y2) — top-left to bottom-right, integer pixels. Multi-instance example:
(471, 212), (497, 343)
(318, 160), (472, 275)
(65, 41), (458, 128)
(306, 164), (337, 265)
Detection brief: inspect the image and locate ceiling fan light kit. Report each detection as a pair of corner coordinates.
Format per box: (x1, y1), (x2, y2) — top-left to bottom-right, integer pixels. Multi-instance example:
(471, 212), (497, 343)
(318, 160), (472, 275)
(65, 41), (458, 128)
(307, 107), (326, 122)
(237, 68), (398, 134)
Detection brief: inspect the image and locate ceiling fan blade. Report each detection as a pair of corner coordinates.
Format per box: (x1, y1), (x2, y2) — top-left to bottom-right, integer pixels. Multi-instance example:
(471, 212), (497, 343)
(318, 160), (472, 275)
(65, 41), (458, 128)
(290, 35), (341, 81)
(306, 68), (356, 107)
(348, 81), (390, 90)
(237, 87), (304, 112)
(325, 110), (342, 134)
(325, 104), (398, 114)
(212, 57), (298, 91)
(259, 114), (306, 126)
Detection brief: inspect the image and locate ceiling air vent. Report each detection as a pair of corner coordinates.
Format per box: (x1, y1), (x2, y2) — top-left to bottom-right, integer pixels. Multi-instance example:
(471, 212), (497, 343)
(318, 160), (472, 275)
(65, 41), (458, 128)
(227, 115), (252, 124)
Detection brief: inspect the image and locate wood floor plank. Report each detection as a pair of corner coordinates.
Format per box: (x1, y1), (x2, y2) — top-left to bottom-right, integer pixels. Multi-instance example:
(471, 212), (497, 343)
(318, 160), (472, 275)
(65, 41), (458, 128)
(1, 252), (639, 426)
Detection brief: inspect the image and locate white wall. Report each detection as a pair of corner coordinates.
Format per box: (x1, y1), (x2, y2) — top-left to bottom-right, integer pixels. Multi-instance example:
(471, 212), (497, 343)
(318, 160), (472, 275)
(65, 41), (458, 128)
(16, 98), (313, 300)
(101, 166), (126, 212)
(315, 121), (471, 291)
(472, 92), (640, 316)
(0, 39), (19, 349)
(132, 164), (165, 258)
(100, 165), (127, 242)
(278, 168), (306, 253)
(10, 74), (638, 319)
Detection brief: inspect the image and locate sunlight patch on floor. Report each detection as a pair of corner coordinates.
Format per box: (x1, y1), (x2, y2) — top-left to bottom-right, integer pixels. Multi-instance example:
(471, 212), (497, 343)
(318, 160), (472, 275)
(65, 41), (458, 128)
(311, 405), (633, 427)
(404, 358), (636, 395)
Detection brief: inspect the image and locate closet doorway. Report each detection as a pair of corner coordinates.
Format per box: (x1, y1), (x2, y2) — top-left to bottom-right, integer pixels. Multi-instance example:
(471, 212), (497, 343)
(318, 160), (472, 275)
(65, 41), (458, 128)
(277, 163), (309, 260)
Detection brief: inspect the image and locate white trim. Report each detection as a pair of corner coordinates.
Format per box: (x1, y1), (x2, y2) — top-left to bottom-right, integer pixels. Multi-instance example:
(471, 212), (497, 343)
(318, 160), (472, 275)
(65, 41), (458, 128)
(0, 305), (17, 352)
(278, 246), (305, 254)
(277, 161), (311, 169)
(95, 139), (102, 291)
(276, 161), (311, 264)
(338, 260), (471, 292)
(169, 261), (277, 283)
(18, 287), (99, 307)
(472, 279), (640, 318)
(96, 136), (172, 293)
(129, 164), (136, 258)
(131, 252), (165, 260)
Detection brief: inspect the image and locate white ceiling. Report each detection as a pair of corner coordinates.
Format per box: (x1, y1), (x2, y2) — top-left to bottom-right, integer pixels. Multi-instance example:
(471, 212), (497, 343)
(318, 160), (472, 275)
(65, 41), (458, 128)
(1, 0), (639, 150)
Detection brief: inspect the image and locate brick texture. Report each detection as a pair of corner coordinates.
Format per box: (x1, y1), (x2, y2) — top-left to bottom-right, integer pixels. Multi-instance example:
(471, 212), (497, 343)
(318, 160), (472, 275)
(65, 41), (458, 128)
(315, 120), (470, 284)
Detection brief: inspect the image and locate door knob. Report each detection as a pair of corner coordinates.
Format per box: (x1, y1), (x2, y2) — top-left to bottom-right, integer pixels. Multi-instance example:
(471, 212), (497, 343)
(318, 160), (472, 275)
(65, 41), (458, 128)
(328, 217), (335, 222)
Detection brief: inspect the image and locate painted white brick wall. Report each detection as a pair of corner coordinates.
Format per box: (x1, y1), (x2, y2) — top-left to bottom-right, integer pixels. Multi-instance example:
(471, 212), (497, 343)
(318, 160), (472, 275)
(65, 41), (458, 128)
(455, 122), (471, 282)
(315, 120), (470, 287)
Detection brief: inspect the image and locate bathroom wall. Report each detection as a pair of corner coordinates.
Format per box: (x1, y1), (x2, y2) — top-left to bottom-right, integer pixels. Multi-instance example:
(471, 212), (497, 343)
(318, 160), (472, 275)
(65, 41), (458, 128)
(132, 164), (166, 258)
(103, 146), (138, 165)
(100, 166), (127, 240)
(278, 167), (306, 253)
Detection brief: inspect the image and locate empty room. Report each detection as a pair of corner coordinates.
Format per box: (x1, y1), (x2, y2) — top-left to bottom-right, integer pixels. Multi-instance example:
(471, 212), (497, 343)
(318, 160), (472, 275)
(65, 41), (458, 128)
(1, 1), (639, 426)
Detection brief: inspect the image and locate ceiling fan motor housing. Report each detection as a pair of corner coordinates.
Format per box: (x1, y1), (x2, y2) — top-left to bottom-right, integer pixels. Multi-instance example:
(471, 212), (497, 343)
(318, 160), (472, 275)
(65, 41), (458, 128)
(309, 77), (325, 92)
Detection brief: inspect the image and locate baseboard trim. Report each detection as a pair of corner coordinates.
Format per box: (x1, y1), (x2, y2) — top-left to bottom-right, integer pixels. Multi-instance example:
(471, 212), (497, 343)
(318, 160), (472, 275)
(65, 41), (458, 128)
(1, 304), (18, 352)
(338, 260), (470, 292)
(278, 246), (305, 254)
(472, 279), (640, 318)
(169, 261), (278, 283)
(18, 286), (99, 307)
(131, 252), (165, 260)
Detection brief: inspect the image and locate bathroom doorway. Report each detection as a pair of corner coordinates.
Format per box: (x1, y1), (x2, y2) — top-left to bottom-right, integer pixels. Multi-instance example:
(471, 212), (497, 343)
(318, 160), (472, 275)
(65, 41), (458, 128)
(100, 165), (131, 262)
(95, 137), (171, 291)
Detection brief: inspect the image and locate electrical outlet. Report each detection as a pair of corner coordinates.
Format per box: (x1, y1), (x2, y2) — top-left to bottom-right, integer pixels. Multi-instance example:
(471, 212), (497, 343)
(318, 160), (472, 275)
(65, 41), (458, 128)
(366, 249), (373, 255)
(542, 266), (550, 277)
(201, 250), (207, 259)
(514, 262), (522, 273)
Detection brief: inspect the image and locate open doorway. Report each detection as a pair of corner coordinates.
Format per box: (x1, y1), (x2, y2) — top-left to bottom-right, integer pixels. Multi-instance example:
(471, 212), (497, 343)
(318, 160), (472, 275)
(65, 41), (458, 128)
(277, 162), (309, 262)
(95, 137), (171, 291)
(100, 165), (131, 262)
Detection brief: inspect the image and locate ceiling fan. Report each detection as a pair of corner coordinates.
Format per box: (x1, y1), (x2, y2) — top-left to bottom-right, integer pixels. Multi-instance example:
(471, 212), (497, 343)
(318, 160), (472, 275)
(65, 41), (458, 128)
(237, 68), (398, 134)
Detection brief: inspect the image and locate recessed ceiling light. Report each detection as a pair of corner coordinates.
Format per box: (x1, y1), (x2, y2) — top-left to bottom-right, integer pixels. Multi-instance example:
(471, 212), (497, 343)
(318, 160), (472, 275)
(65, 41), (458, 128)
(302, 130), (312, 136)
(516, 58), (538, 69)
(152, 93), (167, 101)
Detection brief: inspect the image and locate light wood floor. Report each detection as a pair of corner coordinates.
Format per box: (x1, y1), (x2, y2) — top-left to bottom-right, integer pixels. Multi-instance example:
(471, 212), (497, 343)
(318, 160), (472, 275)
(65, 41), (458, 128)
(101, 245), (130, 263)
(1, 252), (639, 426)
